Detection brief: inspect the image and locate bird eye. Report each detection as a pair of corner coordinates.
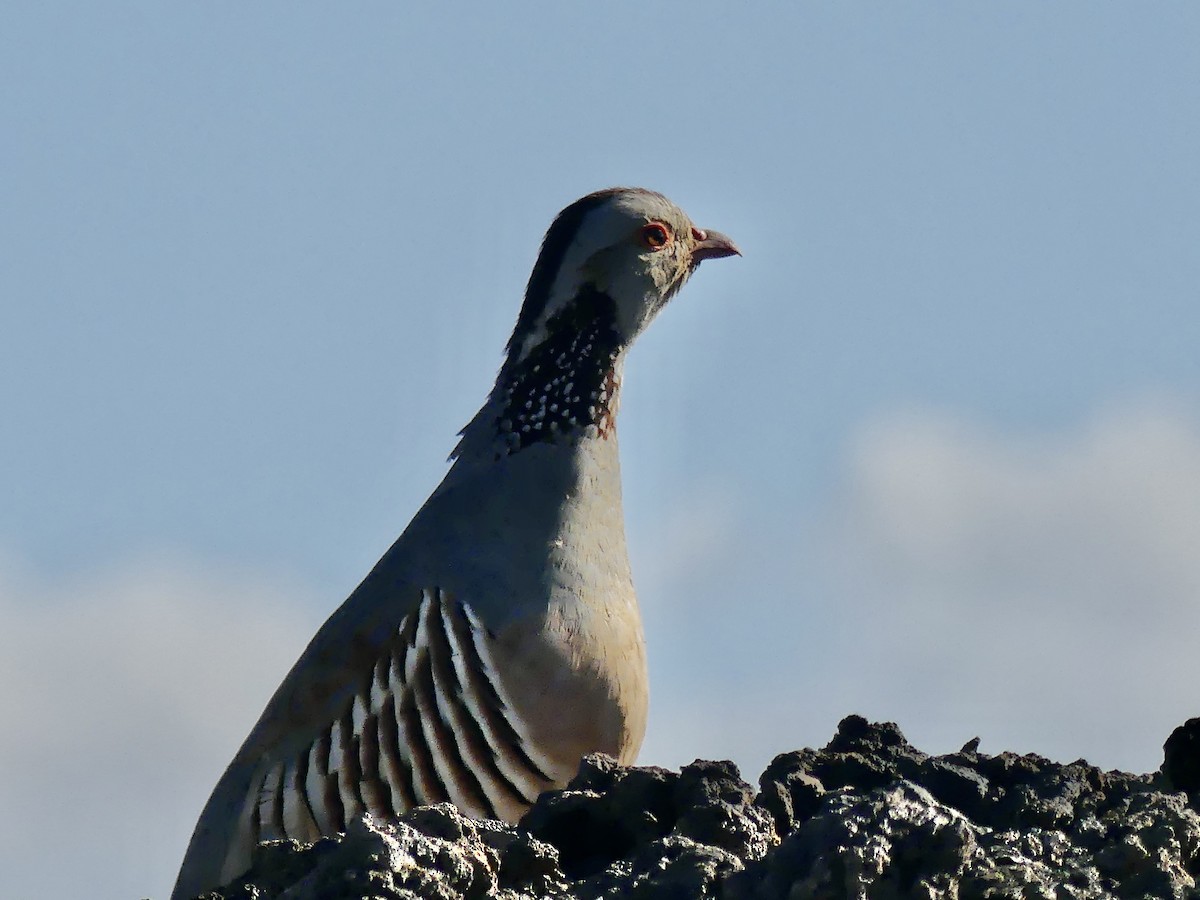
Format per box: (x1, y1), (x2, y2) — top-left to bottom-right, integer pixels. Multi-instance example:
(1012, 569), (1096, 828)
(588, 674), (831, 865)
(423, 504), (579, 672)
(641, 223), (671, 250)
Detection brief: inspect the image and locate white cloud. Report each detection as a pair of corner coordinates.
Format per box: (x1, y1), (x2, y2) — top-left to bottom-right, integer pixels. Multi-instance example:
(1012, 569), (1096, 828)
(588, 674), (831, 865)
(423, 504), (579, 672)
(640, 398), (1200, 784)
(0, 556), (323, 900)
(818, 398), (1200, 770)
(7, 399), (1200, 899)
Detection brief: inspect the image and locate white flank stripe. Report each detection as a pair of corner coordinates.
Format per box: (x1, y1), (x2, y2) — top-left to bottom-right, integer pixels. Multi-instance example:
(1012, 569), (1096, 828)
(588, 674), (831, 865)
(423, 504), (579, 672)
(333, 714), (364, 821)
(370, 656), (390, 713)
(412, 590), (472, 809)
(387, 647), (411, 771)
(440, 602), (545, 807)
(381, 643), (417, 810)
(327, 718), (346, 776)
(351, 691), (369, 737)
(306, 741), (335, 834)
(374, 689), (407, 815)
(280, 760), (309, 839)
(460, 604), (561, 779)
(419, 599), (492, 818)
(257, 762), (284, 837)
(402, 593), (429, 682)
(401, 592), (440, 805)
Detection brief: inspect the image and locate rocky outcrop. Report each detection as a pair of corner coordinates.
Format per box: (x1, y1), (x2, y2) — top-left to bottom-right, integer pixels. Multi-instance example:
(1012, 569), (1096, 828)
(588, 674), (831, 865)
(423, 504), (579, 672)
(188, 716), (1200, 899)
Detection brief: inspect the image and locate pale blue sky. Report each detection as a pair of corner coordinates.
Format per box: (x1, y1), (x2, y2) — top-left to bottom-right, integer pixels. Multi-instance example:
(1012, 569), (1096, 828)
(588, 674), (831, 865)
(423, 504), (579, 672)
(2, 5), (1199, 898)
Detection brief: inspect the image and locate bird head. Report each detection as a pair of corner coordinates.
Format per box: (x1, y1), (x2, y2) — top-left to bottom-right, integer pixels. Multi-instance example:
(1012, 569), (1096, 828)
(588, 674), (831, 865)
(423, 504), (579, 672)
(504, 188), (740, 368)
(453, 188), (739, 460)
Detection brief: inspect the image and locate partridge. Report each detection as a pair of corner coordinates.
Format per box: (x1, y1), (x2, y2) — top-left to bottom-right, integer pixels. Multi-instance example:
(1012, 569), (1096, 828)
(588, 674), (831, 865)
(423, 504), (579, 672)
(171, 187), (739, 899)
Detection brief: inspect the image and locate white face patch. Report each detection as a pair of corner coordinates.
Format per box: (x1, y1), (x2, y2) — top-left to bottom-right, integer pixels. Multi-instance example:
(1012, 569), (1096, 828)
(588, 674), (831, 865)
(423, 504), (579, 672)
(513, 193), (691, 364)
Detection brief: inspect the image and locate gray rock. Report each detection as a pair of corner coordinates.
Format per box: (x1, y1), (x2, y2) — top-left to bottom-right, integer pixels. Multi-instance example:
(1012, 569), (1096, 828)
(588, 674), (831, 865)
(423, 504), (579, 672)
(176, 716), (1200, 900)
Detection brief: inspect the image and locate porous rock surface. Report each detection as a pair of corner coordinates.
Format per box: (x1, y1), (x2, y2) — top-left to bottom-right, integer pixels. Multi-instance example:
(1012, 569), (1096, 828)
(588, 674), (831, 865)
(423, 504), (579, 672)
(187, 716), (1200, 899)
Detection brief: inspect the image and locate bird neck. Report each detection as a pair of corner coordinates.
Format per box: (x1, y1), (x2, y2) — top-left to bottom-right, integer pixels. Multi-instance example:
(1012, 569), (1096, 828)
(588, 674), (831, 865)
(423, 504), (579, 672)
(451, 287), (627, 465)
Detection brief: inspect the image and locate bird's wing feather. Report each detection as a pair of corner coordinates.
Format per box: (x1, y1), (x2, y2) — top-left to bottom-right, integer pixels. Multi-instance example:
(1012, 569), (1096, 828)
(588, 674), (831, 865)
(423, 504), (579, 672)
(247, 586), (555, 826)
(176, 588), (555, 898)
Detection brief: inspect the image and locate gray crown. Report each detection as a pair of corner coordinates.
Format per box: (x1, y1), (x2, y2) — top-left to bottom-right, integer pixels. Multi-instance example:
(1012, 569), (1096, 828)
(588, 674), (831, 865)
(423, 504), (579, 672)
(171, 187), (739, 900)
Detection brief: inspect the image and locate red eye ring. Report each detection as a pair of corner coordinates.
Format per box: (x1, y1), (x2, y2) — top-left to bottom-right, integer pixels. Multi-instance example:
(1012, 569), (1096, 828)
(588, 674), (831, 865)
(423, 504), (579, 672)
(641, 222), (671, 250)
